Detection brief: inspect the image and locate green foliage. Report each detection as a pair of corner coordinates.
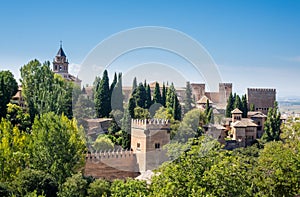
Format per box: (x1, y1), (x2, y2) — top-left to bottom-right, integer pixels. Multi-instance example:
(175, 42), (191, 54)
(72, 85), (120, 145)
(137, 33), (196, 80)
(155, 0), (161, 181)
(128, 97), (136, 118)
(0, 118), (29, 182)
(0, 182), (11, 197)
(94, 70), (111, 118)
(132, 77), (137, 92)
(166, 83), (181, 121)
(135, 83), (147, 108)
(134, 107), (150, 119)
(111, 73), (124, 111)
(20, 60), (74, 120)
(111, 178), (148, 197)
(153, 82), (162, 104)
(250, 103), (255, 111)
(241, 94), (248, 118)
(161, 83), (167, 107)
(183, 81), (193, 113)
(73, 94), (95, 130)
(108, 110), (123, 135)
(29, 112), (86, 184)
(0, 70), (18, 118)
(172, 94), (181, 121)
(121, 108), (131, 149)
(153, 106), (173, 120)
(233, 94), (242, 110)
(145, 84), (152, 109)
(225, 92), (234, 117)
(204, 99), (213, 123)
(11, 169), (58, 197)
(262, 101), (281, 142)
(93, 135), (114, 151)
(6, 103), (31, 131)
(58, 173), (88, 197)
(87, 179), (111, 197)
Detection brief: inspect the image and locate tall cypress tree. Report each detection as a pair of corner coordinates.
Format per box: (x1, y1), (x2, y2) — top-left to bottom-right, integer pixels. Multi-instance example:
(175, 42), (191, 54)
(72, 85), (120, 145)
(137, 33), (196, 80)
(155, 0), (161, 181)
(111, 73), (123, 111)
(95, 70), (110, 118)
(241, 94), (248, 118)
(135, 83), (147, 108)
(173, 95), (181, 121)
(225, 92), (234, 117)
(233, 94), (242, 111)
(183, 81), (193, 113)
(153, 82), (162, 104)
(262, 101), (281, 142)
(121, 107), (131, 149)
(145, 84), (152, 109)
(132, 77), (137, 92)
(162, 82), (166, 107)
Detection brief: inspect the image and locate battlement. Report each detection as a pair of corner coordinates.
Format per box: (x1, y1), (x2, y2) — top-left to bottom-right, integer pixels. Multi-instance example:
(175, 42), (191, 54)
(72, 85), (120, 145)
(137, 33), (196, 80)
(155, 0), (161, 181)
(248, 88), (276, 92)
(219, 83), (232, 87)
(131, 119), (170, 130)
(86, 149), (134, 161)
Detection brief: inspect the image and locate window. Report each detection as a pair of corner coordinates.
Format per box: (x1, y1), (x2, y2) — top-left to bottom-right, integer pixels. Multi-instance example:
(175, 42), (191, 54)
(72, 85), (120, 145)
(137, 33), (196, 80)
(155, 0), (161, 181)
(137, 143), (141, 150)
(155, 143), (160, 149)
(258, 121), (261, 126)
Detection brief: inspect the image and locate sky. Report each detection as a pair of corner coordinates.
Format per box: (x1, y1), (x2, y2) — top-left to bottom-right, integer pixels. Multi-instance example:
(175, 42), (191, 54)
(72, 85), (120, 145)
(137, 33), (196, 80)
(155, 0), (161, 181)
(0, 0), (300, 98)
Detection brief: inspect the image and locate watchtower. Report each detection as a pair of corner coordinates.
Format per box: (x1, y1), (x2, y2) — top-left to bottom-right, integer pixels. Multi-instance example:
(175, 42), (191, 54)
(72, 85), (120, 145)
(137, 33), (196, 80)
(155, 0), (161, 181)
(131, 119), (170, 172)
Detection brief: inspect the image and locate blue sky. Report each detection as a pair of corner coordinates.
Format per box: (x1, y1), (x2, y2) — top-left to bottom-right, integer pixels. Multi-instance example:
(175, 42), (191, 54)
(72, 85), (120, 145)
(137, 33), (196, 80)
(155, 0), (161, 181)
(0, 0), (300, 97)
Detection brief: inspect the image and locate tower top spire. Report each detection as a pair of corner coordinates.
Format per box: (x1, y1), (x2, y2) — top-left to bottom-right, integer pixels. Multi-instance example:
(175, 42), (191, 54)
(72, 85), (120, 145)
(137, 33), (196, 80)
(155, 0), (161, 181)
(56, 41), (66, 57)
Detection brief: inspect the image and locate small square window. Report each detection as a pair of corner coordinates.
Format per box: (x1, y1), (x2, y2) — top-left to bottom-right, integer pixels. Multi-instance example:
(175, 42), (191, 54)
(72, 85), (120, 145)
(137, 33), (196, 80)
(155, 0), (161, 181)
(155, 143), (160, 149)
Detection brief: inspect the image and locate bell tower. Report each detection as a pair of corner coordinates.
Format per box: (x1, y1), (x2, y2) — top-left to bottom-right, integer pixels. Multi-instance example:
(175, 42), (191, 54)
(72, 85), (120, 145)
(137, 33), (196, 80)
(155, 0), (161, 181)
(53, 41), (69, 79)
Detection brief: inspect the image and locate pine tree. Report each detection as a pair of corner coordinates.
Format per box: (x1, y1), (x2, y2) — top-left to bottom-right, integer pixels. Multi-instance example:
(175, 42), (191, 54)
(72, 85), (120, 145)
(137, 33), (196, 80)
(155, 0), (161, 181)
(262, 101), (281, 142)
(225, 92), (234, 117)
(241, 94), (248, 118)
(162, 83), (166, 107)
(145, 84), (152, 109)
(153, 82), (162, 104)
(95, 70), (110, 118)
(183, 81), (193, 113)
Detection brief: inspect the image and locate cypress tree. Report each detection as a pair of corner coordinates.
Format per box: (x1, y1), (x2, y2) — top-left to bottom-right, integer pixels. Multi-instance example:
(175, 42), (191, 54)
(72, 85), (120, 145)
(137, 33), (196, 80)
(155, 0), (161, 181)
(95, 70), (110, 118)
(145, 84), (152, 109)
(135, 83), (147, 108)
(111, 73), (123, 111)
(153, 82), (162, 104)
(173, 95), (181, 121)
(183, 81), (193, 113)
(233, 94), (242, 111)
(128, 97), (136, 118)
(132, 77), (137, 92)
(241, 94), (248, 118)
(121, 107), (131, 149)
(262, 101), (281, 142)
(225, 92), (234, 117)
(162, 82), (166, 107)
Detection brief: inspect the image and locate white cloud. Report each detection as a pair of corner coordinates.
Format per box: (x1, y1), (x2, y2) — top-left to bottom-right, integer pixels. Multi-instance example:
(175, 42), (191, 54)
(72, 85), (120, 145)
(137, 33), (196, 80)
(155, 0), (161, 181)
(69, 63), (81, 75)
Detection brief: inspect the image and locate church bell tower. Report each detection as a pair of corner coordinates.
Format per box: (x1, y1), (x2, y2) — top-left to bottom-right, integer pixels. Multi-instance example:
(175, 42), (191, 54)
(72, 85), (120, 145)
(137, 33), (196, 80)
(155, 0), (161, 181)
(53, 41), (69, 79)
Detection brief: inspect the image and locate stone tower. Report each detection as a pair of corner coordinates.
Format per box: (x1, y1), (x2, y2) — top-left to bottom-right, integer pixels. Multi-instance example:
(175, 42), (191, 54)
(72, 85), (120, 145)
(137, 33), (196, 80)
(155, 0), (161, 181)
(131, 119), (170, 172)
(53, 42), (69, 79)
(247, 88), (276, 115)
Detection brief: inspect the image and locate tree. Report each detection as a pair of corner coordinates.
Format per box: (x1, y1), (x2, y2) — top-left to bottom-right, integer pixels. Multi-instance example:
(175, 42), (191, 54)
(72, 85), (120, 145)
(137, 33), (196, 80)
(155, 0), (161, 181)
(29, 112), (86, 184)
(166, 83), (181, 120)
(73, 95), (95, 130)
(250, 103), (255, 111)
(11, 169), (58, 197)
(93, 135), (114, 151)
(145, 84), (152, 109)
(153, 82), (162, 104)
(20, 60), (74, 120)
(6, 103), (31, 131)
(128, 97), (136, 118)
(262, 101), (281, 142)
(111, 73), (123, 111)
(57, 173), (88, 197)
(233, 94), (242, 110)
(204, 99), (213, 123)
(134, 107), (150, 119)
(134, 83), (147, 108)
(161, 83), (167, 107)
(94, 70), (110, 118)
(225, 92), (234, 117)
(241, 94), (248, 118)
(183, 81), (193, 113)
(132, 77), (137, 92)
(121, 107), (131, 149)
(110, 179), (148, 197)
(0, 70), (18, 118)
(172, 95), (181, 121)
(87, 179), (111, 197)
(0, 118), (29, 182)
